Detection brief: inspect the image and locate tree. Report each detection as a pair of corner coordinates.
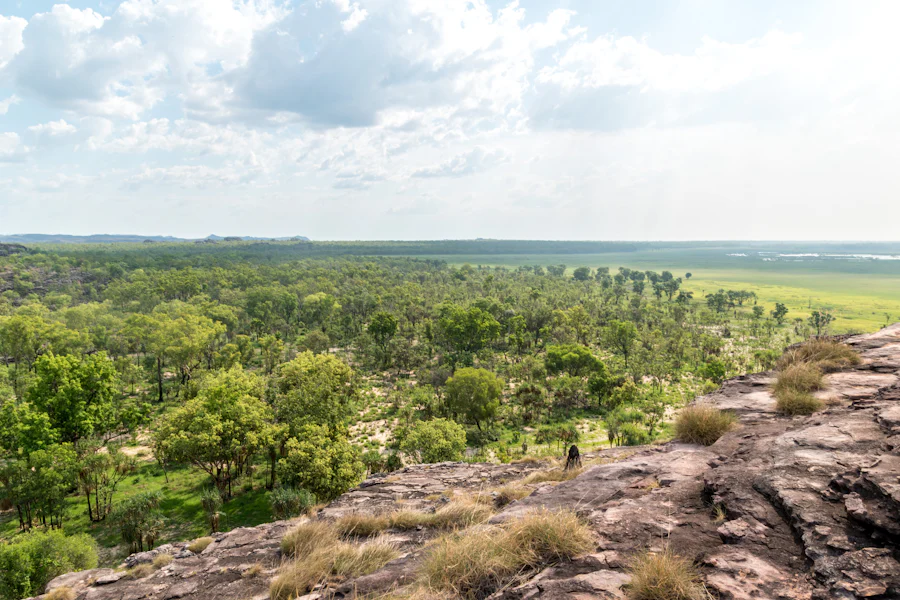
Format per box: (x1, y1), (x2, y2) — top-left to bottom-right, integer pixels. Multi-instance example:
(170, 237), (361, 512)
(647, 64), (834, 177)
(685, 273), (692, 279)
(368, 311), (398, 366)
(572, 267), (592, 281)
(259, 334), (284, 374)
(399, 418), (466, 463)
(545, 344), (602, 376)
(444, 367), (502, 430)
(0, 530), (97, 600)
(277, 424), (364, 501)
(154, 368), (269, 498)
(808, 311), (835, 336)
(111, 491), (164, 553)
(771, 303), (789, 325)
(604, 320), (638, 368)
(77, 441), (134, 522)
(587, 363), (614, 411)
(275, 352), (357, 434)
(435, 304), (501, 364)
(27, 352), (119, 444)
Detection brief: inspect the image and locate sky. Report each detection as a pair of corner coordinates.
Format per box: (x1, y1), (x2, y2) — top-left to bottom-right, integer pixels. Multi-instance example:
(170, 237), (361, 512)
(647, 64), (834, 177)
(0, 0), (898, 240)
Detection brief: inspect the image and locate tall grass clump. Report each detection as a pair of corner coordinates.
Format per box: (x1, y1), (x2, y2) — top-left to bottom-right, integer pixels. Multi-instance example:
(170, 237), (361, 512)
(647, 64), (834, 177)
(335, 499), (493, 537)
(420, 509), (593, 598)
(775, 389), (824, 416)
(777, 339), (859, 372)
(626, 549), (710, 600)
(281, 521), (338, 558)
(674, 406), (737, 446)
(270, 538), (399, 600)
(773, 362), (826, 416)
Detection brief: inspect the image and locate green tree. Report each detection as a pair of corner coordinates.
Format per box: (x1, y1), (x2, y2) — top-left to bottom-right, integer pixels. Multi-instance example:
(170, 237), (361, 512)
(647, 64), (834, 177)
(111, 490), (164, 553)
(808, 310), (835, 336)
(27, 352), (119, 443)
(545, 344), (602, 376)
(444, 367), (502, 430)
(276, 424), (364, 501)
(0, 530), (97, 600)
(77, 441), (134, 522)
(572, 267), (592, 281)
(399, 418), (466, 463)
(274, 352), (357, 433)
(154, 368), (269, 498)
(604, 320), (638, 368)
(435, 304), (501, 364)
(771, 302), (789, 325)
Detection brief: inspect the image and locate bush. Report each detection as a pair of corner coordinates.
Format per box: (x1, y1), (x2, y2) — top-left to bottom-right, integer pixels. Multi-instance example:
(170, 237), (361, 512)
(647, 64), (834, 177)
(626, 549), (710, 600)
(111, 490), (164, 553)
(200, 488), (223, 533)
(0, 530), (98, 600)
(399, 418), (467, 463)
(421, 509), (593, 598)
(277, 425), (365, 501)
(187, 537), (214, 554)
(775, 390), (824, 416)
(675, 406), (737, 446)
(777, 339), (859, 372)
(269, 487), (316, 520)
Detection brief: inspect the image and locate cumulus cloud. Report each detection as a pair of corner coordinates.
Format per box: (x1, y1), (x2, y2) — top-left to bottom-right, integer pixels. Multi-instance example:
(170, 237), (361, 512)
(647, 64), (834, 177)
(0, 132), (28, 162)
(28, 119), (77, 136)
(0, 14), (26, 68)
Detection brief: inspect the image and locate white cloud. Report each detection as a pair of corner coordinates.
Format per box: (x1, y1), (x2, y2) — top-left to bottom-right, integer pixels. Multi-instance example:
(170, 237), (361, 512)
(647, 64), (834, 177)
(412, 146), (508, 178)
(28, 119), (77, 136)
(0, 14), (27, 68)
(0, 132), (28, 162)
(0, 95), (19, 115)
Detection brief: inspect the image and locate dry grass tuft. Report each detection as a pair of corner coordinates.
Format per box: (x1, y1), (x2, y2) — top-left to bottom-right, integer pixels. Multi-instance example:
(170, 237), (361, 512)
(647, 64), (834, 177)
(421, 509), (593, 598)
(282, 520), (339, 557)
(126, 563), (156, 580)
(428, 500), (493, 530)
(626, 549), (711, 600)
(335, 513), (391, 537)
(777, 339), (859, 372)
(774, 363), (824, 396)
(187, 536), (214, 554)
(152, 553), (174, 568)
(493, 484), (531, 507)
(270, 538), (399, 600)
(46, 587), (76, 600)
(775, 389), (824, 416)
(521, 467), (583, 485)
(242, 562), (265, 578)
(675, 406), (737, 446)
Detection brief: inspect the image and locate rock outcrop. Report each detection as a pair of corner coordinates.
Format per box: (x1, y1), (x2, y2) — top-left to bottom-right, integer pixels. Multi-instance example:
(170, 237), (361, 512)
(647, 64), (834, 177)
(35, 324), (900, 600)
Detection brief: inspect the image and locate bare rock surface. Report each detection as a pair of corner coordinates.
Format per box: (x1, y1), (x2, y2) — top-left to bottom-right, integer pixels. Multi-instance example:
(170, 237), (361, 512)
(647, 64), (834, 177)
(34, 324), (900, 600)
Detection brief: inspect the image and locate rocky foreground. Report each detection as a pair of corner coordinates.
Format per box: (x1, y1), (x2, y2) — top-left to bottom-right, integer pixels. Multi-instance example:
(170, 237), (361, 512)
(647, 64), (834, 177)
(37, 324), (900, 600)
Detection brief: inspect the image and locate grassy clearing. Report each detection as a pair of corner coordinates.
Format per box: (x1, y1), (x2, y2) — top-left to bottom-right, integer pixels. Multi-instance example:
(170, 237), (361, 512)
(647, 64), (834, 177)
(420, 509), (594, 598)
(626, 549), (710, 600)
(675, 406), (737, 446)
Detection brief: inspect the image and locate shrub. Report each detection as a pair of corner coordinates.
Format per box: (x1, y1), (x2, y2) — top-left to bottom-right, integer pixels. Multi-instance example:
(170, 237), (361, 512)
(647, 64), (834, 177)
(187, 537), (214, 554)
(200, 488), (223, 532)
(281, 521), (338, 558)
(775, 389), (824, 416)
(399, 418), (467, 463)
(777, 339), (859, 372)
(111, 490), (164, 553)
(674, 406), (737, 446)
(45, 587), (76, 600)
(277, 425), (365, 501)
(269, 487), (316, 520)
(626, 549), (710, 600)
(421, 510), (592, 598)
(0, 530), (98, 600)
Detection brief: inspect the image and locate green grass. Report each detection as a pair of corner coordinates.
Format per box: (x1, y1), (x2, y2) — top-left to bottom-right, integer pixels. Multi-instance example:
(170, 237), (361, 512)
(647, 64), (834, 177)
(0, 460), (274, 565)
(414, 250), (900, 333)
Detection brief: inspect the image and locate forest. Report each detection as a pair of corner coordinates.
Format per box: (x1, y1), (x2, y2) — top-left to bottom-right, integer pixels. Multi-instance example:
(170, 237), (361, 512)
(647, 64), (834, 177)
(0, 241), (840, 595)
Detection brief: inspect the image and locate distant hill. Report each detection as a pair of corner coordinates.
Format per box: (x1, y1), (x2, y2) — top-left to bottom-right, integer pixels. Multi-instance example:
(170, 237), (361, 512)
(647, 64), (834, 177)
(0, 234), (310, 244)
